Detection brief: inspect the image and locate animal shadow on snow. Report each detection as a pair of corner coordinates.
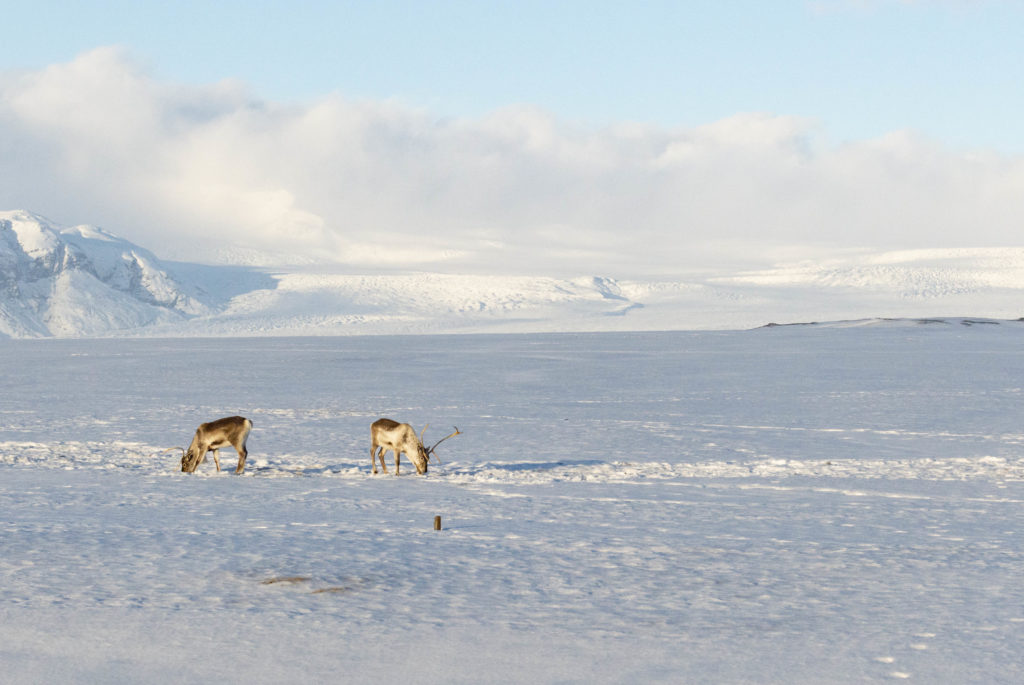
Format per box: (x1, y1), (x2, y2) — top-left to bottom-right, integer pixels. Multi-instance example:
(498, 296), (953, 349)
(243, 459), (609, 477)
(244, 460), (365, 476)
(459, 459), (606, 473)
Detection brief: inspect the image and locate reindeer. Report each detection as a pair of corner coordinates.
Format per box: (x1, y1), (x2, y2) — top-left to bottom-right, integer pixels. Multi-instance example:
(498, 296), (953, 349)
(370, 418), (460, 475)
(171, 416), (253, 474)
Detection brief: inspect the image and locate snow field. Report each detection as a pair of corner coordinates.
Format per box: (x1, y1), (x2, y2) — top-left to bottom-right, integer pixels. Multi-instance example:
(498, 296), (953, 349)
(2, 327), (1024, 682)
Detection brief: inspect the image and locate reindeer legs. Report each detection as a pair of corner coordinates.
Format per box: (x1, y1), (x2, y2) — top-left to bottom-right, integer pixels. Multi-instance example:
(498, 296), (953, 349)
(234, 444), (248, 474)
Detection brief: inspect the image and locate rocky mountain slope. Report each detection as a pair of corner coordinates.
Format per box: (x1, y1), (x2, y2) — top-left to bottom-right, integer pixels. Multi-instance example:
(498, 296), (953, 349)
(0, 210), (207, 337)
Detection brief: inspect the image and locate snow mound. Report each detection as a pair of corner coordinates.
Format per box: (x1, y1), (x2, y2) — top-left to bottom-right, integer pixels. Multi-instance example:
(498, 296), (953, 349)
(723, 247), (1024, 296)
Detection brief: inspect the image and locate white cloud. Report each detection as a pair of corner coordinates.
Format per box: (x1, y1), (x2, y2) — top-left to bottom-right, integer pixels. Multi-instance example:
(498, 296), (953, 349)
(2, 48), (1024, 275)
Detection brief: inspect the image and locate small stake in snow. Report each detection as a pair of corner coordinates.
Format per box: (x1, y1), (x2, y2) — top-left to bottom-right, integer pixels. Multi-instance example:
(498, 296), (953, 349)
(434, 515), (442, 531)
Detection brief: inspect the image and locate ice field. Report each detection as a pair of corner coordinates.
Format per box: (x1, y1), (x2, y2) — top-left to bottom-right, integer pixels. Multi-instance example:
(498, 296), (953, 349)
(2, 323), (1024, 682)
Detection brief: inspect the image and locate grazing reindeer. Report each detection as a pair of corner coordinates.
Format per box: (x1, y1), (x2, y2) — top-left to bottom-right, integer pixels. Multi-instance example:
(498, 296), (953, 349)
(174, 416), (253, 474)
(370, 418), (460, 475)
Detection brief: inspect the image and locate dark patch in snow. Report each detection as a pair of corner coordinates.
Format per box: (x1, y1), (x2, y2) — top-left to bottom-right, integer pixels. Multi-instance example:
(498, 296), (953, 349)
(261, 576), (312, 585)
(759, 317), (1012, 330)
(760, 321), (820, 328)
(606, 302), (645, 316)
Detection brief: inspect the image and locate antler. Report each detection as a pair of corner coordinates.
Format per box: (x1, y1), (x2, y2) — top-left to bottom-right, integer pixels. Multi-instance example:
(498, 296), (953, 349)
(425, 427), (461, 465)
(161, 446), (187, 469)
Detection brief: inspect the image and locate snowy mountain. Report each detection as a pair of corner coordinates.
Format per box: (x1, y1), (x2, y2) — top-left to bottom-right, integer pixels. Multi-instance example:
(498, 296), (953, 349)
(0, 210), (208, 337)
(0, 210), (672, 338)
(4, 210), (1024, 338)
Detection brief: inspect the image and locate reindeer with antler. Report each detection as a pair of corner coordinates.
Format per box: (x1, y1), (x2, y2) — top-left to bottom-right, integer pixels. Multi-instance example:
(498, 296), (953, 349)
(370, 418), (460, 475)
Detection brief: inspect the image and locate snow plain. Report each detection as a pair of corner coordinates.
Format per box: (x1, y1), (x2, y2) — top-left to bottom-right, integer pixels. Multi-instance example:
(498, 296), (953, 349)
(2, 324), (1024, 683)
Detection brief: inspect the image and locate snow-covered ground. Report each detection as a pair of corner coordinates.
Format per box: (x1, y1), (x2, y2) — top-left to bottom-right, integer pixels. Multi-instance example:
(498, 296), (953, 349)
(2, 325), (1024, 683)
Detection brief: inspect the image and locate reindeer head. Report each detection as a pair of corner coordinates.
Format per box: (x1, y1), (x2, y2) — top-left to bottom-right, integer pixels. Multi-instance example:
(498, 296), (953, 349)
(410, 439), (430, 474)
(164, 446), (199, 473)
(181, 430), (207, 473)
(181, 445), (202, 473)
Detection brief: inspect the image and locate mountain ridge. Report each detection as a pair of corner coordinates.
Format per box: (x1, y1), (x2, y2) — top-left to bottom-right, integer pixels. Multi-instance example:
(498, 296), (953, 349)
(3, 210), (1024, 338)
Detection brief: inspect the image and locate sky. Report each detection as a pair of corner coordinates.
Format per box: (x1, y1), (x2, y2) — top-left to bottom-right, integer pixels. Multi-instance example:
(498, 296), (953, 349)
(2, 0), (1024, 275)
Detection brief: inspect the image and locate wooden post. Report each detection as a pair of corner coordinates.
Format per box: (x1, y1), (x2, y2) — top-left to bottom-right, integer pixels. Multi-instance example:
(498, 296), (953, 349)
(434, 515), (442, 531)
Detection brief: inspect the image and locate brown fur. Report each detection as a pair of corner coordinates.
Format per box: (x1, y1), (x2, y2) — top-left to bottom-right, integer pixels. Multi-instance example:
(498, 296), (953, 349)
(370, 418), (429, 475)
(182, 416), (252, 474)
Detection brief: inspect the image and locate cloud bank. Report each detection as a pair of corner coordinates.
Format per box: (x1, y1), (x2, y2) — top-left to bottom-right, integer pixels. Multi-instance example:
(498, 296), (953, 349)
(3, 47), (1024, 275)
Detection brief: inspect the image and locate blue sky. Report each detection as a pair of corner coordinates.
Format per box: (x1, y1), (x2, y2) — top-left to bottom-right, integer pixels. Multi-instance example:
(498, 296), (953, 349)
(7, 0), (1022, 149)
(2, 1), (1023, 273)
